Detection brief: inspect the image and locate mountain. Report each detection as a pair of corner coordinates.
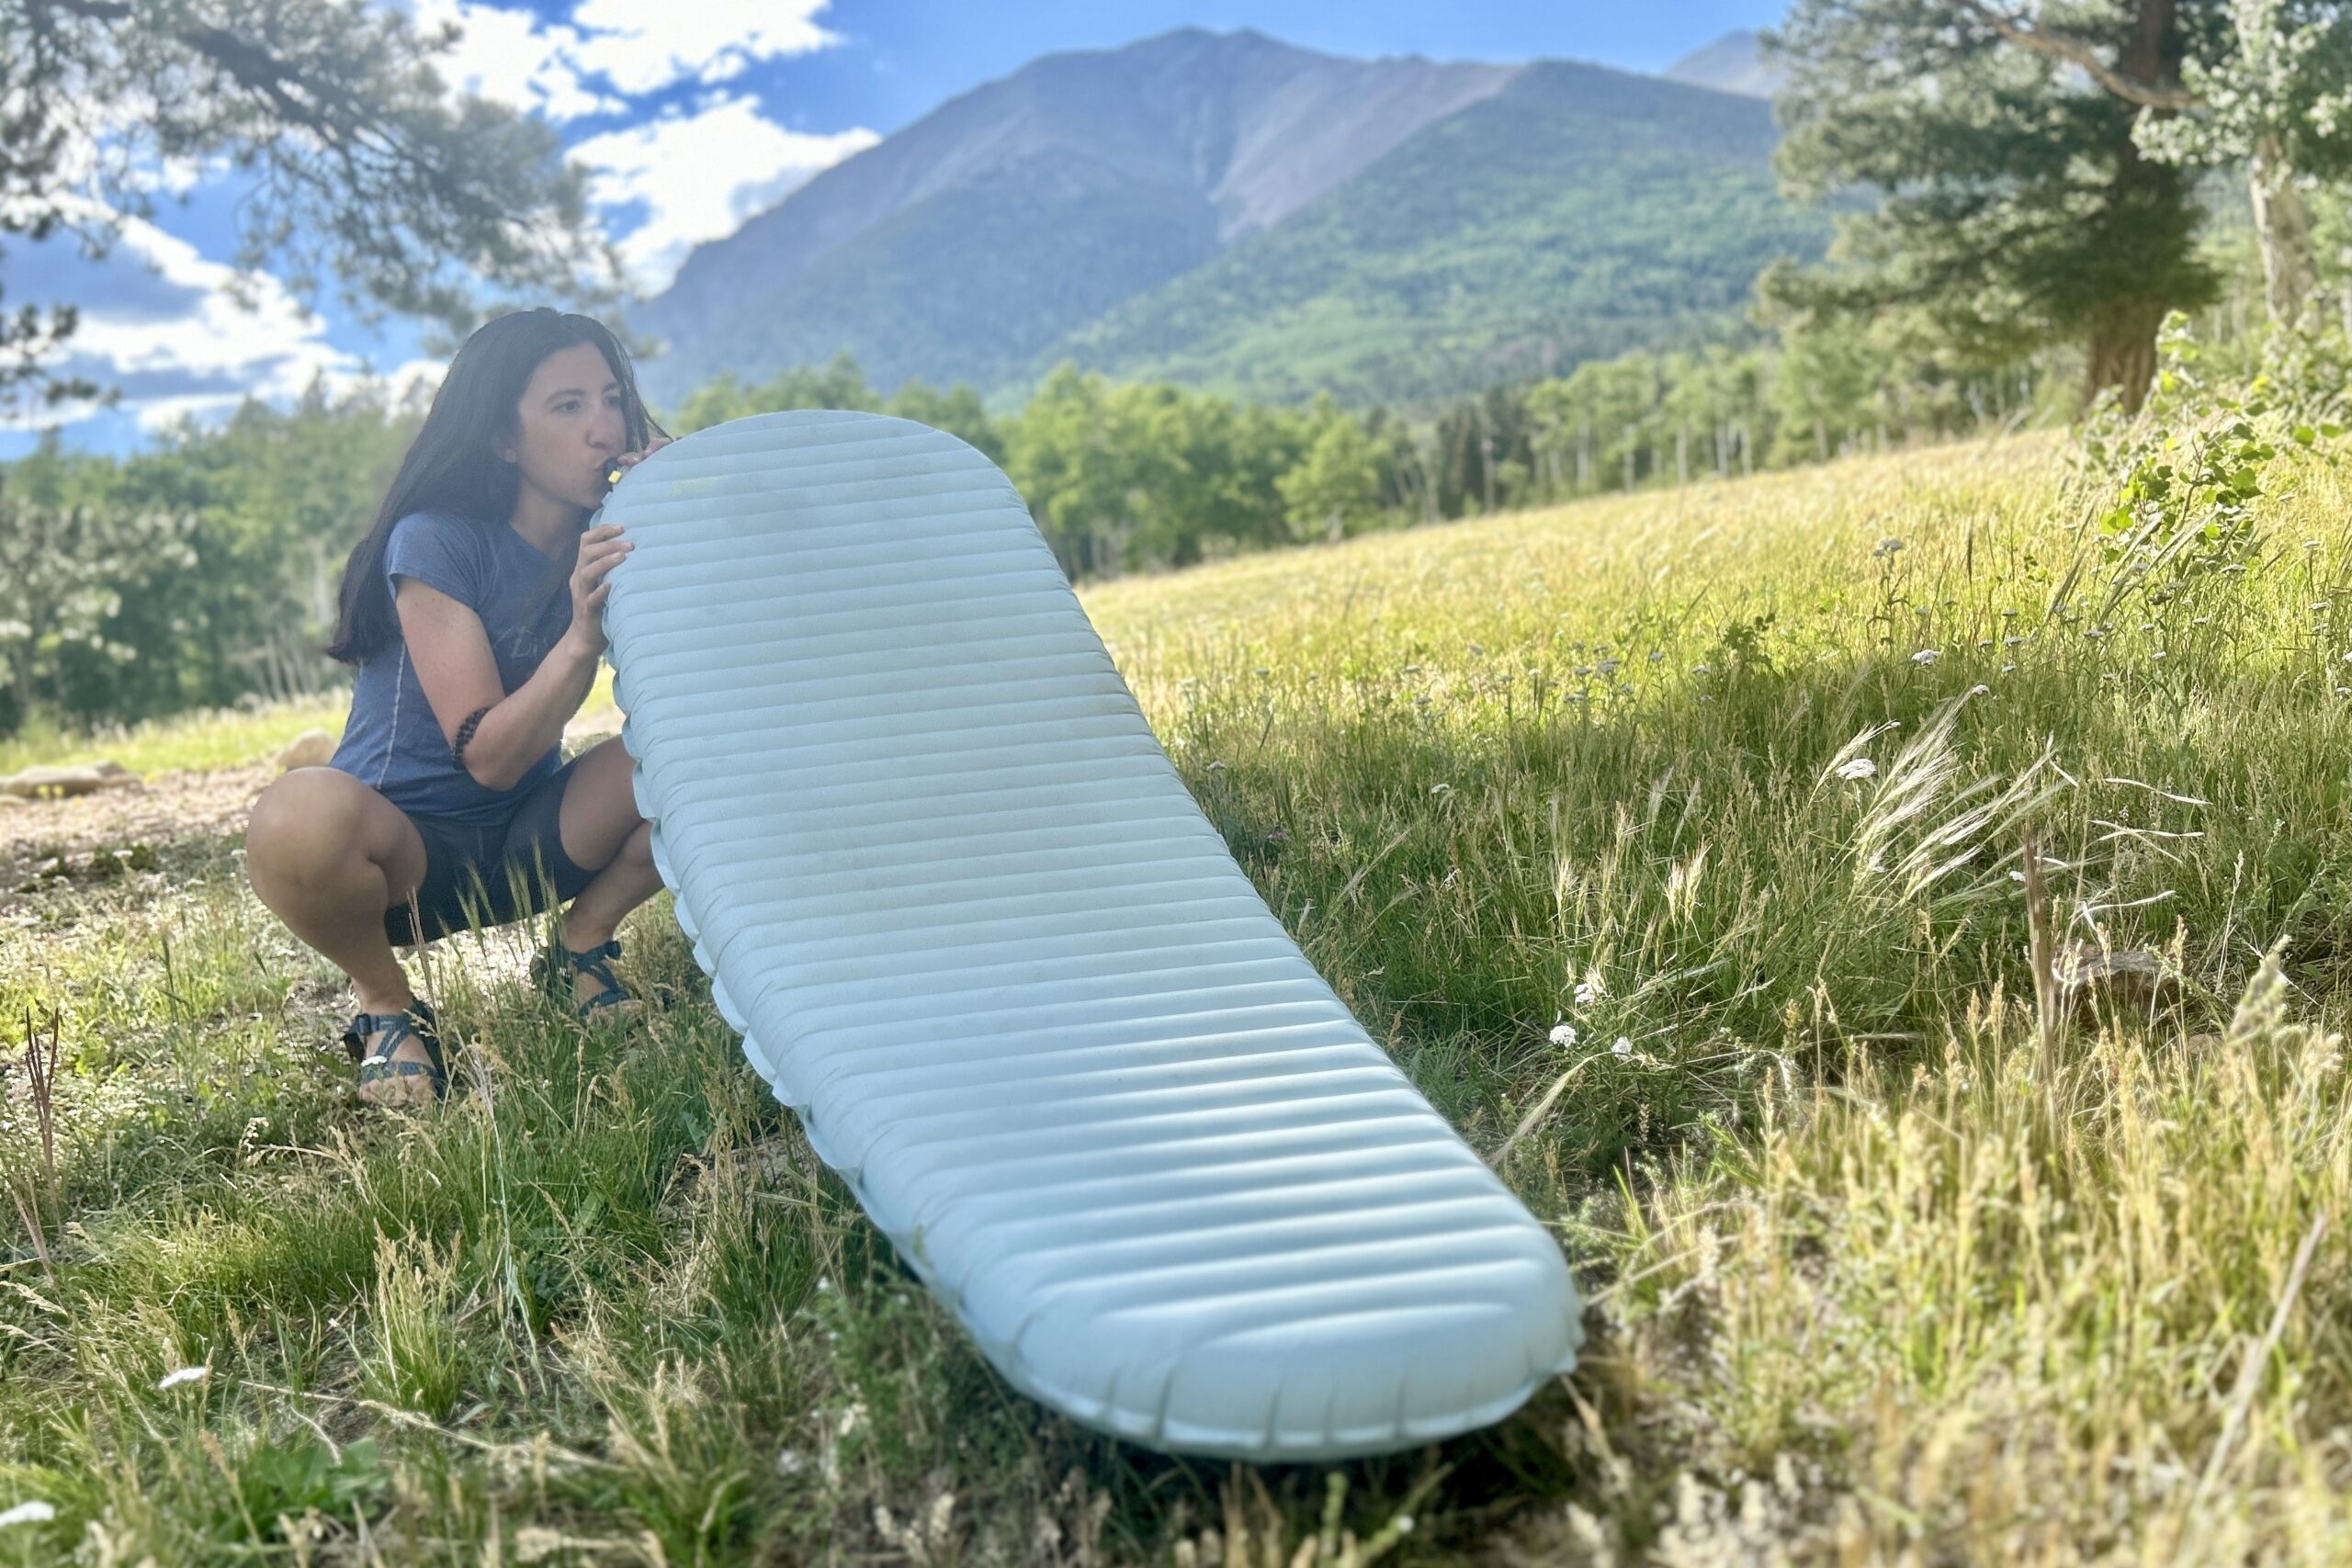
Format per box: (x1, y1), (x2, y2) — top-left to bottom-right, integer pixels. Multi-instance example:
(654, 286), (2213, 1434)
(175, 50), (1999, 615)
(635, 29), (1826, 410)
(1048, 62), (1824, 405)
(1663, 30), (1788, 100)
(635, 29), (1512, 402)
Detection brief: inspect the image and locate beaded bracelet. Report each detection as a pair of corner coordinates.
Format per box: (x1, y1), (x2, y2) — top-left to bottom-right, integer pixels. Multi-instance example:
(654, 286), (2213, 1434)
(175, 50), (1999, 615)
(450, 705), (492, 773)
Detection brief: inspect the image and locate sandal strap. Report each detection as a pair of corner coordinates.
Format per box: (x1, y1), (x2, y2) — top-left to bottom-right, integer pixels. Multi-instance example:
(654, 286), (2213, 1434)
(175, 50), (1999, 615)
(340, 1000), (437, 1062)
(537, 938), (632, 1018)
(555, 938), (623, 970)
(348, 1004), (449, 1099)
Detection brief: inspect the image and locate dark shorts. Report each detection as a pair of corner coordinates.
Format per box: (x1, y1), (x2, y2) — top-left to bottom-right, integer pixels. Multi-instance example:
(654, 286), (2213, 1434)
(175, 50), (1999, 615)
(383, 759), (598, 947)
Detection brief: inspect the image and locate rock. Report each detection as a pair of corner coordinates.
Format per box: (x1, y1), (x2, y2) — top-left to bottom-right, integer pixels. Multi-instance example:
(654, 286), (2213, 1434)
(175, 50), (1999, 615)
(2055, 946), (2183, 1020)
(270, 728), (339, 773)
(0, 762), (141, 800)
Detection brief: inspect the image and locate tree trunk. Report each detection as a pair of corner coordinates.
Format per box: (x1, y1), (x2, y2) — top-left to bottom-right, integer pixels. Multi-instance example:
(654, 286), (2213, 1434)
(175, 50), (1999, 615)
(2076, 0), (2181, 411)
(2088, 169), (2166, 405)
(2085, 295), (2165, 411)
(2248, 130), (2319, 328)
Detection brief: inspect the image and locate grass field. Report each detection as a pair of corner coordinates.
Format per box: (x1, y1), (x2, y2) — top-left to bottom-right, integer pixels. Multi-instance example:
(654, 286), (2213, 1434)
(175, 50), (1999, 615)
(0, 671), (621, 781)
(5, 434), (2352, 1562)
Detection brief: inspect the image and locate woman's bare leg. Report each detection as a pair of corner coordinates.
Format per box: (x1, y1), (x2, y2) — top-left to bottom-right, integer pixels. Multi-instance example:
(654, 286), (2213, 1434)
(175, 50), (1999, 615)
(549, 739), (665, 993)
(245, 768), (435, 1096)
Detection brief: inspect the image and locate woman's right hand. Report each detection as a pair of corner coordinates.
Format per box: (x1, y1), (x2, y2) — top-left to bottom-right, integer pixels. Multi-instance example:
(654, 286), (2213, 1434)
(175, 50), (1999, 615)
(566, 523), (634, 656)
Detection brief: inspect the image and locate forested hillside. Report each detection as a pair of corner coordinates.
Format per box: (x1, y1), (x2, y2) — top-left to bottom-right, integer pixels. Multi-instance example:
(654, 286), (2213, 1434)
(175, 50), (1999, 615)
(634, 32), (1824, 408)
(1051, 62), (1826, 404)
(633, 29), (1515, 403)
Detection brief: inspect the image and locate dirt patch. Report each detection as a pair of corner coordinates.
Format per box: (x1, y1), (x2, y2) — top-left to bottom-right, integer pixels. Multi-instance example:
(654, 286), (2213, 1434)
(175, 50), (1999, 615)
(0, 705), (626, 916)
(0, 763), (270, 912)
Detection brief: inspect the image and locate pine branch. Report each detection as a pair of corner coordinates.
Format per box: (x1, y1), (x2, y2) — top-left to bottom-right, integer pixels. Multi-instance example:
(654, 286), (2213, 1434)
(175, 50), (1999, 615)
(1955, 1), (2201, 110)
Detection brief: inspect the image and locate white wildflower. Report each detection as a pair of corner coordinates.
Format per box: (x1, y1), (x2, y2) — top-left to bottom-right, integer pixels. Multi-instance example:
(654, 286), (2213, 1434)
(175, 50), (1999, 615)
(1549, 1023), (1579, 1048)
(515, 1528), (568, 1562)
(0, 1503), (53, 1529)
(1611, 1037), (1634, 1059)
(156, 1366), (209, 1391)
(1911, 649), (1940, 665)
(1430, 783), (1452, 795)
(1574, 979), (1599, 1009)
(1871, 537), (1905, 558)
(1834, 757), (1876, 781)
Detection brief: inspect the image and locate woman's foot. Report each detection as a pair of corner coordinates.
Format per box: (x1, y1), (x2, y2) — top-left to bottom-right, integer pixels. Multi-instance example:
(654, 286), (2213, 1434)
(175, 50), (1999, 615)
(340, 998), (448, 1108)
(530, 931), (641, 1021)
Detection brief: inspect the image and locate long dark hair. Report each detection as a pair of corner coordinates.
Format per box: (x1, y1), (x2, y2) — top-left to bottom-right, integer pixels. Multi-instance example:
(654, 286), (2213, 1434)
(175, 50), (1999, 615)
(326, 308), (664, 664)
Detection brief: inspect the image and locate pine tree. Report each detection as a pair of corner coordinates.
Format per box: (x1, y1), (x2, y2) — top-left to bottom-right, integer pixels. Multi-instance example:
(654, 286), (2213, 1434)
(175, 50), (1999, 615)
(1765, 0), (2220, 411)
(1987, 0), (2352, 331)
(0, 0), (619, 410)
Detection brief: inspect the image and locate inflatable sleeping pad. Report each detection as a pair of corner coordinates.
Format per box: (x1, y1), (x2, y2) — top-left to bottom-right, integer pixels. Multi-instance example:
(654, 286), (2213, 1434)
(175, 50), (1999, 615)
(601, 410), (1580, 1459)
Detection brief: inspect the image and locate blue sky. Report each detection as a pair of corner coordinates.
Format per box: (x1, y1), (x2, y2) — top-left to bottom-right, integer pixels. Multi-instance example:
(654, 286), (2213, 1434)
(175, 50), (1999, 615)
(6, 0), (1785, 458)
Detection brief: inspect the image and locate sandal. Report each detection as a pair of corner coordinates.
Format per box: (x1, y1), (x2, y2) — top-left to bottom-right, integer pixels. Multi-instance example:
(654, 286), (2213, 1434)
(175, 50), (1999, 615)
(339, 999), (449, 1107)
(531, 936), (639, 1021)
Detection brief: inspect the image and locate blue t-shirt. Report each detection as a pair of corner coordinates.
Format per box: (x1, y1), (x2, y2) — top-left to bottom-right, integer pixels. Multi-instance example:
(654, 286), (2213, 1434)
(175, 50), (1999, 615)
(330, 510), (579, 825)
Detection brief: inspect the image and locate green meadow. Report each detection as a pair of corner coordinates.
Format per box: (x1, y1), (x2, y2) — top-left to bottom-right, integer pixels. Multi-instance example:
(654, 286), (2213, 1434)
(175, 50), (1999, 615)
(6, 432), (2352, 1562)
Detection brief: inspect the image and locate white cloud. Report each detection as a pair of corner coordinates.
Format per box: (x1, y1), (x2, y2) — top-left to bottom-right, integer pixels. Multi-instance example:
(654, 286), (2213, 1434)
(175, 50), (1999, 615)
(400, 2), (878, 291)
(570, 97), (877, 292)
(66, 230), (340, 401)
(404, 0), (845, 119)
(412, 0), (621, 121)
(3, 217), (428, 434)
(567, 0), (842, 96)
(9, 0), (865, 443)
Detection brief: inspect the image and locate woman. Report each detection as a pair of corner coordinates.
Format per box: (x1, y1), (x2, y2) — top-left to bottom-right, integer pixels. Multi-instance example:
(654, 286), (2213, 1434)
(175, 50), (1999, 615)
(247, 308), (672, 1108)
